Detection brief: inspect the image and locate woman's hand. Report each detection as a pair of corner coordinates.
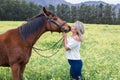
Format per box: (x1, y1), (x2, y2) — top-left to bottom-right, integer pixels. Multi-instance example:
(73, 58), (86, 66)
(62, 32), (70, 51)
(62, 32), (67, 38)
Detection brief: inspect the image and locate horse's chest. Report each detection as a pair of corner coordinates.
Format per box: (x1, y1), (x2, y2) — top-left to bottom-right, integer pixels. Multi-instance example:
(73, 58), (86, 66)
(0, 43), (9, 66)
(0, 43), (7, 56)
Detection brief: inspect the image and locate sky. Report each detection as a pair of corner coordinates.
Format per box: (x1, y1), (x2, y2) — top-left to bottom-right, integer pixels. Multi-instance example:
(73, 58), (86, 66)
(65, 0), (120, 4)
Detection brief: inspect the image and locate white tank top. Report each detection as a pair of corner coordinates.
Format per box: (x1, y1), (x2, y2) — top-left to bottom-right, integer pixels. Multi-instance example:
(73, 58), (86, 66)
(66, 36), (81, 60)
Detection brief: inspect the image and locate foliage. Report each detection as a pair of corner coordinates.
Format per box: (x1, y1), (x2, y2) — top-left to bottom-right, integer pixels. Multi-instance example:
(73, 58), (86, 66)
(0, 0), (42, 21)
(0, 0), (120, 24)
(0, 21), (120, 80)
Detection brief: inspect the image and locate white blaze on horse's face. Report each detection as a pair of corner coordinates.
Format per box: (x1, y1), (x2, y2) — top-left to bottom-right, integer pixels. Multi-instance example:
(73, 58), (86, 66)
(43, 7), (71, 33)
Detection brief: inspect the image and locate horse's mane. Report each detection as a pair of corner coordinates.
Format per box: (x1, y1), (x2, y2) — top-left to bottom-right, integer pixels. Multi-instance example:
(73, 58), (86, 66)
(18, 13), (46, 40)
(27, 13), (45, 21)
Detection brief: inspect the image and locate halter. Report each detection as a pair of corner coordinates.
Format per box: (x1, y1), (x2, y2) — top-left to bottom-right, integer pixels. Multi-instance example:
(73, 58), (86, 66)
(43, 12), (66, 33)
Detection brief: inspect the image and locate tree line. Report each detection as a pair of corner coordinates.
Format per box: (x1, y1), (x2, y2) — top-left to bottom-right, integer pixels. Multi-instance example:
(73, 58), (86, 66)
(0, 0), (42, 21)
(0, 0), (120, 24)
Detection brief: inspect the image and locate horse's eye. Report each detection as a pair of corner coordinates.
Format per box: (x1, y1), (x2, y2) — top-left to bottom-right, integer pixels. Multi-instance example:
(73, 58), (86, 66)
(53, 18), (57, 20)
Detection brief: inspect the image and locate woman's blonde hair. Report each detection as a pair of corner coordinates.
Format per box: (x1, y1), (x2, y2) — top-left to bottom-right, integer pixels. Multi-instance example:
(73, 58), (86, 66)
(73, 21), (85, 42)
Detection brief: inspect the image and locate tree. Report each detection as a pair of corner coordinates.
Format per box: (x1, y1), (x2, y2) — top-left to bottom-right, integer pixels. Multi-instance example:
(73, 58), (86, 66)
(111, 6), (117, 24)
(0, 0), (42, 21)
(78, 4), (89, 23)
(56, 4), (62, 19)
(98, 3), (104, 24)
(86, 5), (98, 24)
(0, 0), (5, 20)
(56, 4), (70, 22)
(70, 6), (77, 22)
(48, 5), (55, 13)
(62, 4), (70, 22)
(117, 9), (120, 24)
(85, 5), (96, 23)
(102, 4), (112, 24)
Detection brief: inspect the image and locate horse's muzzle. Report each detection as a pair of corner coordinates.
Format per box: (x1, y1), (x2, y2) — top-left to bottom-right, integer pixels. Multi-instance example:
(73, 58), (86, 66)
(63, 26), (71, 33)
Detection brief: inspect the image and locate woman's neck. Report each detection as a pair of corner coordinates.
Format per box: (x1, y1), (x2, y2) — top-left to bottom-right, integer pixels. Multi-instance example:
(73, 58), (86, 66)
(72, 32), (77, 36)
(71, 33), (81, 42)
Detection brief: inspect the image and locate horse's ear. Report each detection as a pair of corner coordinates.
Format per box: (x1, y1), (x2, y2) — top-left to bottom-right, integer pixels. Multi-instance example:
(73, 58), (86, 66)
(43, 7), (51, 16)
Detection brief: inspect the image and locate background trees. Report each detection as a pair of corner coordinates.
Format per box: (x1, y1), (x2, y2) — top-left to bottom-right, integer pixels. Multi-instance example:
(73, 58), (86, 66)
(0, 0), (42, 21)
(0, 0), (120, 24)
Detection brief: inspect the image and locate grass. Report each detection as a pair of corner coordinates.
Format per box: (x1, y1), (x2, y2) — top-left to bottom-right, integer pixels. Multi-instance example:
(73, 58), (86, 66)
(0, 21), (120, 80)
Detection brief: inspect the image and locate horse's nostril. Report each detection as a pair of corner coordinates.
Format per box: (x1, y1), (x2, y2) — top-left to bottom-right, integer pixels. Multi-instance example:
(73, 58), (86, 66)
(69, 27), (71, 31)
(68, 26), (71, 31)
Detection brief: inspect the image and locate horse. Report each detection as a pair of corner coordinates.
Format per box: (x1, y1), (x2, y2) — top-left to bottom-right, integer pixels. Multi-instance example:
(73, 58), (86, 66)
(0, 7), (71, 80)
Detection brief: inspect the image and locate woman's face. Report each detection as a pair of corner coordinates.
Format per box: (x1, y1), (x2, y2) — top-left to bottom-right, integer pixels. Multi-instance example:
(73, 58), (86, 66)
(71, 26), (77, 33)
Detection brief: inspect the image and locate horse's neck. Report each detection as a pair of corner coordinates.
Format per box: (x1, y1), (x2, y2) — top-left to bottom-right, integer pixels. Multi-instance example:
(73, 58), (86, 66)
(26, 27), (46, 46)
(18, 16), (47, 46)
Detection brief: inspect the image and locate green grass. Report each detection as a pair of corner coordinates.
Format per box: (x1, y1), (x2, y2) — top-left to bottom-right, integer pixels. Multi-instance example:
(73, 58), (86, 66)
(0, 21), (120, 80)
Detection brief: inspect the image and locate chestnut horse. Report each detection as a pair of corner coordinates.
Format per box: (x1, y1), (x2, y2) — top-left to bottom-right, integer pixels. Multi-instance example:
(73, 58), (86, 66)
(0, 7), (71, 80)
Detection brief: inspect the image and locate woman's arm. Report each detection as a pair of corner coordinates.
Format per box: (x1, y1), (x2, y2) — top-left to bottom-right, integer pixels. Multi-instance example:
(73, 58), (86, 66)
(62, 32), (70, 51)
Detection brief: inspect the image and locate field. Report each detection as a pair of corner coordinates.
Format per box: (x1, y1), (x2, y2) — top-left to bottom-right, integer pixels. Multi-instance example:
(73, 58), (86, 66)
(0, 21), (120, 80)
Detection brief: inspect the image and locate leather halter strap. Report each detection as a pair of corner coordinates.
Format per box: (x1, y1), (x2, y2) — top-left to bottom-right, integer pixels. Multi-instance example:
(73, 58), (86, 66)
(43, 12), (66, 33)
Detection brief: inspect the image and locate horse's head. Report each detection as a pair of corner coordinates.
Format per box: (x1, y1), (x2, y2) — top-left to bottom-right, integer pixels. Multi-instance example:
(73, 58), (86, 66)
(43, 7), (71, 33)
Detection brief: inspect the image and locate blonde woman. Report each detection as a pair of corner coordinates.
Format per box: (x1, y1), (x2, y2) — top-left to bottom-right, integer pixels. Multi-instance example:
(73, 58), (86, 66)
(62, 21), (85, 80)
